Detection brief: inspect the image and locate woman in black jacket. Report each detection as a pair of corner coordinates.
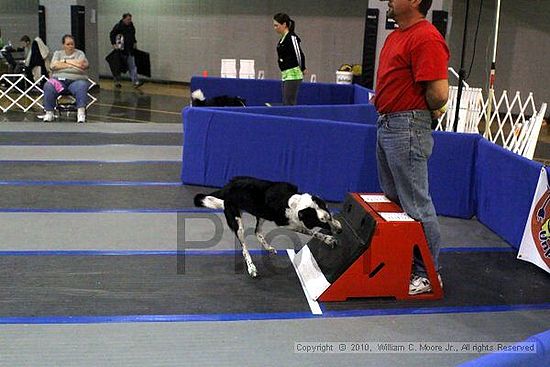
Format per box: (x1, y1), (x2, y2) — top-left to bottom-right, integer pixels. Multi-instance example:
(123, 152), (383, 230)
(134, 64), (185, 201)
(273, 13), (306, 105)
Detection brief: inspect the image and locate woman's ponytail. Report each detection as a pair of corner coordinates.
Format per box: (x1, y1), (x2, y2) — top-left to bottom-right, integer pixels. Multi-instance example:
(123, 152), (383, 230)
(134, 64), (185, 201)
(288, 18), (295, 33)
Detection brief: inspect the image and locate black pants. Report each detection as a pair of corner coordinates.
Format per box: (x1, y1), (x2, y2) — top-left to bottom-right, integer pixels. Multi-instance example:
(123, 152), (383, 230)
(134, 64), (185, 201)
(282, 79), (302, 106)
(1, 50), (17, 71)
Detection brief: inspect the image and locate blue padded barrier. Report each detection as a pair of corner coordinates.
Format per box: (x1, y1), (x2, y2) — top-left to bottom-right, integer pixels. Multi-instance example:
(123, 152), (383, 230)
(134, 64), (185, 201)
(475, 138), (544, 248)
(190, 76), (355, 106)
(457, 329), (550, 367)
(190, 77), (281, 106)
(182, 108), (379, 202)
(297, 81), (355, 105)
(215, 104), (378, 125)
(429, 132), (481, 218)
(181, 106), (480, 217)
(354, 84), (374, 104)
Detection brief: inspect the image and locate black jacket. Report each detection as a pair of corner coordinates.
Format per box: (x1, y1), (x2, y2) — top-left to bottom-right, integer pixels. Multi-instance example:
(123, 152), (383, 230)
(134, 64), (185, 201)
(276, 32), (306, 72)
(109, 20), (137, 55)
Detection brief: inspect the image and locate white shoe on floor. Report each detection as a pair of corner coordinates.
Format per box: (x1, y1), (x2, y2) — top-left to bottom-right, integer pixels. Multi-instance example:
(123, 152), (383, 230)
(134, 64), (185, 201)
(409, 273), (443, 295)
(77, 113), (86, 123)
(43, 111), (54, 122)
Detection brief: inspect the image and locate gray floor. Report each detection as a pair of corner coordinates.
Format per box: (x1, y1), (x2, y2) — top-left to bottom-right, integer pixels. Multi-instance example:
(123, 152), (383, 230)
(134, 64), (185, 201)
(0, 311), (546, 367)
(0, 89), (548, 367)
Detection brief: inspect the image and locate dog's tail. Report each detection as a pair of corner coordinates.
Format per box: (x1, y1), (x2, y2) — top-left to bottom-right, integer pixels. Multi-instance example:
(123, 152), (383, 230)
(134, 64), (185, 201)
(191, 89), (206, 102)
(194, 193), (225, 209)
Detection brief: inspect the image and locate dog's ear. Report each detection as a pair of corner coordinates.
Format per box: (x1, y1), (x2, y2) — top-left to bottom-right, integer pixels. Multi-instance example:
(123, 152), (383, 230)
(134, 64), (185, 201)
(311, 195), (329, 211)
(298, 207), (320, 229)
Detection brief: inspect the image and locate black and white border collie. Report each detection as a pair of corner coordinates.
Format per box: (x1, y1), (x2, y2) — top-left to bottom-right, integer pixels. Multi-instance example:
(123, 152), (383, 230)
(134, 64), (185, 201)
(191, 89), (246, 107)
(194, 176), (342, 278)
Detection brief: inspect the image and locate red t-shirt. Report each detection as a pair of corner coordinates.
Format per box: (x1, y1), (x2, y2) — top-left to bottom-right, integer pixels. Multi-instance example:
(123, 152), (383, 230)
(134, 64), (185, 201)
(374, 20), (450, 114)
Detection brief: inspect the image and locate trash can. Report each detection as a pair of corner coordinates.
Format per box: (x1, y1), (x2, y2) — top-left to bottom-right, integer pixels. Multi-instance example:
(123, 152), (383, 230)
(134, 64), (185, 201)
(336, 71), (353, 84)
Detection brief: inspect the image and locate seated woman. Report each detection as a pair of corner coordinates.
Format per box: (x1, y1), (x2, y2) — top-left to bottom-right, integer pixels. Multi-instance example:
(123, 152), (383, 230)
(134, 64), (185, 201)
(43, 34), (89, 123)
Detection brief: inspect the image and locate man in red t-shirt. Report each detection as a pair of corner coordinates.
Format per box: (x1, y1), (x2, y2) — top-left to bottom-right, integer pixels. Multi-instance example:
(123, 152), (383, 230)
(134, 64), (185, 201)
(374, 0), (449, 295)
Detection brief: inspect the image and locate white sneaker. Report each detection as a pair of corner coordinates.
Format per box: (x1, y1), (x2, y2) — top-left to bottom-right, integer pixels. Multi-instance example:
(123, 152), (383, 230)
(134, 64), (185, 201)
(77, 113), (86, 123)
(43, 111), (54, 122)
(409, 273), (443, 295)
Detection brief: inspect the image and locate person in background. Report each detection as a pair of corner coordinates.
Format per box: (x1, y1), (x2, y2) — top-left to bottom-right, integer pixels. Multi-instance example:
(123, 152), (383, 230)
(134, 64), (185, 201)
(22, 35), (50, 81)
(13, 35), (32, 74)
(43, 34), (89, 123)
(273, 13), (306, 105)
(1, 35), (28, 73)
(1, 35), (49, 79)
(109, 13), (143, 88)
(374, 0), (449, 295)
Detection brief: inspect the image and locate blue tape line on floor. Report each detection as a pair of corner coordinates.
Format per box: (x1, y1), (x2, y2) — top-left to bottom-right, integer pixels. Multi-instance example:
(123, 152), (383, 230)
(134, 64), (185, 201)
(0, 160), (180, 164)
(440, 247), (514, 253)
(0, 208), (223, 213)
(0, 250), (282, 256)
(0, 303), (548, 324)
(0, 180), (182, 186)
(0, 247), (512, 256)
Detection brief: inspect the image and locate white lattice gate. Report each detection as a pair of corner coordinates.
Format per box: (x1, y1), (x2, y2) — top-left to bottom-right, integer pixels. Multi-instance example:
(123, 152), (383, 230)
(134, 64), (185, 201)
(435, 71), (547, 160)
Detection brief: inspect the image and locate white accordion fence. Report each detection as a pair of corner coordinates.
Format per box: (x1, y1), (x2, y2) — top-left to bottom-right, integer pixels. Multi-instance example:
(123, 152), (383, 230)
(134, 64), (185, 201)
(0, 74), (97, 113)
(0, 74), (48, 112)
(435, 69), (547, 160)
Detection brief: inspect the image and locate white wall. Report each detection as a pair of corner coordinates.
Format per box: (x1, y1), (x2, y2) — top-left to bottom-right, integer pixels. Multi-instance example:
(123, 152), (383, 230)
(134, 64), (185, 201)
(41, 0), (76, 48)
(0, 0), (38, 48)
(97, 0), (370, 83)
(448, 0), (550, 107)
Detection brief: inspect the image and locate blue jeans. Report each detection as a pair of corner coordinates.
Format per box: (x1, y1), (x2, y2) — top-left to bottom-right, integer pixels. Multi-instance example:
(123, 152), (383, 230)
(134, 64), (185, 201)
(43, 79), (90, 111)
(376, 110), (441, 277)
(113, 53), (139, 84)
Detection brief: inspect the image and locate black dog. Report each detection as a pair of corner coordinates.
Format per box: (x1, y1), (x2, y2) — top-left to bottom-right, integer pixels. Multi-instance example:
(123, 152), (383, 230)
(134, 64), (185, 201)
(190, 89), (246, 107)
(194, 176), (342, 277)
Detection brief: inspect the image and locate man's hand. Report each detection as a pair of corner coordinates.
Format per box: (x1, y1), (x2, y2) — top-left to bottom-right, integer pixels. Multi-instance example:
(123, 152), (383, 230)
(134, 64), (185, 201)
(431, 106), (446, 120)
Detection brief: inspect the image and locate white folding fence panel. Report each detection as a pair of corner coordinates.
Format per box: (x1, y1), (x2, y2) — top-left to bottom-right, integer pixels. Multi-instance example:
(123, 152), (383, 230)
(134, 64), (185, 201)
(0, 74), (97, 113)
(220, 59), (237, 78)
(437, 82), (547, 160)
(436, 85), (483, 133)
(239, 59), (255, 79)
(0, 74), (48, 112)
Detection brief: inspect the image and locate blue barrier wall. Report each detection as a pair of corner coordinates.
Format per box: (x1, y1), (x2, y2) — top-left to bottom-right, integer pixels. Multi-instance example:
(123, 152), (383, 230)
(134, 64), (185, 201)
(354, 84), (373, 104)
(182, 107), (479, 217)
(190, 76), (358, 106)
(182, 77), (547, 247)
(214, 104), (378, 124)
(429, 132), (481, 218)
(475, 139), (544, 248)
(182, 108), (379, 201)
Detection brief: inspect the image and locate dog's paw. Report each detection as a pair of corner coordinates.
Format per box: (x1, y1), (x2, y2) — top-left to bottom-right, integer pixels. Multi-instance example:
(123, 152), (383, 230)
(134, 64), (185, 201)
(323, 235), (338, 248)
(248, 264), (258, 278)
(267, 247), (277, 255)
